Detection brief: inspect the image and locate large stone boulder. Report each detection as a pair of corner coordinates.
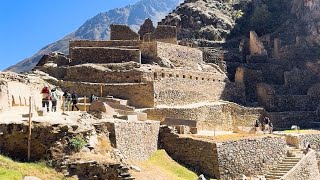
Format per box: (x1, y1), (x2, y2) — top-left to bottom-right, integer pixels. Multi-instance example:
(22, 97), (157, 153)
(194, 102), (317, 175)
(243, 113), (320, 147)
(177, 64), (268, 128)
(89, 101), (115, 116)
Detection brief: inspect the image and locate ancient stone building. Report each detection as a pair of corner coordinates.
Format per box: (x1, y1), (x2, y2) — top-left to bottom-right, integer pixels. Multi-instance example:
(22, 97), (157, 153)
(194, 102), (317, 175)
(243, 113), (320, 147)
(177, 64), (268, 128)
(36, 21), (262, 133)
(138, 18), (155, 39)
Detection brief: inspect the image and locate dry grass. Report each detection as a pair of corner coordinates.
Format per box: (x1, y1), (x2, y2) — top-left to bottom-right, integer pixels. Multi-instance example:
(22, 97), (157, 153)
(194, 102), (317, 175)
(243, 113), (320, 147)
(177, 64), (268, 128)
(0, 155), (76, 180)
(283, 129), (320, 134)
(130, 150), (215, 180)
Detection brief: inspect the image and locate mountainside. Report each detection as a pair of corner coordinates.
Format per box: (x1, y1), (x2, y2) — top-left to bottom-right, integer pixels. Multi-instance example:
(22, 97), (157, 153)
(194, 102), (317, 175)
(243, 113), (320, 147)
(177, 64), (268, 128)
(159, 0), (252, 41)
(6, 0), (182, 73)
(159, 0), (320, 44)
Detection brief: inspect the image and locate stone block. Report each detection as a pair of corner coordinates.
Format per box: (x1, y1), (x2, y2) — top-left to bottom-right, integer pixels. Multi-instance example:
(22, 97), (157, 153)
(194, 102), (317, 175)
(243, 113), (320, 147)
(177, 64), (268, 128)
(137, 113), (147, 121)
(176, 125), (190, 134)
(190, 127), (198, 134)
(163, 118), (197, 127)
(127, 115), (138, 121)
(89, 101), (115, 116)
(22, 113), (33, 118)
(37, 110), (44, 117)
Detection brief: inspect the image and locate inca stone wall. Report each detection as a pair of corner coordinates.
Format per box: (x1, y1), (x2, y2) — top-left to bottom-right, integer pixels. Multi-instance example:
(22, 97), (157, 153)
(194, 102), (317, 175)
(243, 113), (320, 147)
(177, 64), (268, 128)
(69, 40), (142, 50)
(70, 47), (141, 65)
(264, 95), (319, 112)
(267, 111), (318, 129)
(0, 73), (44, 112)
(159, 126), (220, 177)
(154, 78), (245, 107)
(285, 133), (320, 151)
(151, 25), (177, 44)
(144, 102), (264, 131)
(138, 18), (155, 39)
(282, 150), (320, 180)
(159, 126), (287, 179)
(47, 68), (245, 108)
(56, 81), (155, 108)
(216, 136), (286, 179)
(58, 65), (145, 84)
(110, 25), (140, 40)
(109, 120), (160, 161)
(140, 42), (203, 70)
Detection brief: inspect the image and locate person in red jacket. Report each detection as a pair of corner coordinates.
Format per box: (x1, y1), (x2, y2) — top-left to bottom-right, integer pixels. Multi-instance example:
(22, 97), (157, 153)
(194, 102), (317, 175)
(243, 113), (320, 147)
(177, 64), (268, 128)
(41, 86), (51, 112)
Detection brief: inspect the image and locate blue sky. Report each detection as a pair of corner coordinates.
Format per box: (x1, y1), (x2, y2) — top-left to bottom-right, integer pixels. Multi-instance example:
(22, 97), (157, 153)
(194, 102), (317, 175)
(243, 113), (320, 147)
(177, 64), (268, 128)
(0, 0), (138, 70)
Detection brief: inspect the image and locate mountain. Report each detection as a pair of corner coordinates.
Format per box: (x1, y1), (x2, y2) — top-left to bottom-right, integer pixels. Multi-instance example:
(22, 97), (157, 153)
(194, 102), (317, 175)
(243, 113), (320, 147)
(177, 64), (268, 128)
(5, 0), (182, 73)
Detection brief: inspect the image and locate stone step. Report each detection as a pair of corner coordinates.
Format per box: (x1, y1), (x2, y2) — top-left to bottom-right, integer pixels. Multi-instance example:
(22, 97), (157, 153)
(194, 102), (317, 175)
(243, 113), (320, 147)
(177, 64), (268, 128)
(282, 159), (300, 162)
(271, 170), (289, 174)
(279, 162), (297, 165)
(267, 172), (286, 177)
(265, 174), (283, 179)
(121, 177), (135, 180)
(120, 173), (131, 177)
(276, 167), (292, 171)
(284, 157), (301, 159)
(277, 165), (295, 169)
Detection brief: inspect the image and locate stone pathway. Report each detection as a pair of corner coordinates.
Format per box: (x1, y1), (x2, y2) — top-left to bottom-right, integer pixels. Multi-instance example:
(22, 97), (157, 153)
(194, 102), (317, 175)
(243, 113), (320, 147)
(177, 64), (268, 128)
(265, 145), (304, 180)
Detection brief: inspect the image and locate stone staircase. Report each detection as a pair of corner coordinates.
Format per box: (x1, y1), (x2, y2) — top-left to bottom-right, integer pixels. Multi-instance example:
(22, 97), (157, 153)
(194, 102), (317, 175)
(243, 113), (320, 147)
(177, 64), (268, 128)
(118, 164), (135, 180)
(265, 146), (304, 180)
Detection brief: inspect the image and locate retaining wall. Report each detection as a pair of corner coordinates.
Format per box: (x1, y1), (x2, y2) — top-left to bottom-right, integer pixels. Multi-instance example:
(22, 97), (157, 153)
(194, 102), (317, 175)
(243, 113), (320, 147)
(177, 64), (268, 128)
(56, 81), (155, 108)
(140, 42), (203, 70)
(144, 102), (264, 131)
(70, 47), (141, 65)
(268, 111), (319, 129)
(109, 120), (160, 161)
(159, 126), (287, 179)
(154, 78), (245, 106)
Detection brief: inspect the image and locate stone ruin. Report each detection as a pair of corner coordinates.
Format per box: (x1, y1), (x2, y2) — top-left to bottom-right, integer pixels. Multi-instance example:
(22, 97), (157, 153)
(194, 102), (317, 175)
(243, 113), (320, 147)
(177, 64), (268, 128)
(1, 18), (320, 179)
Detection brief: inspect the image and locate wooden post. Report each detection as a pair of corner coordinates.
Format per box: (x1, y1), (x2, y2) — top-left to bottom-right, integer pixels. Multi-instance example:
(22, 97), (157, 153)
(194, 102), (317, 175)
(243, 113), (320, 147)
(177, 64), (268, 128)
(27, 96), (32, 161)
(84, 96), (87, 112)
(100, 85), (103, 97)
(62, 97), (65, 113)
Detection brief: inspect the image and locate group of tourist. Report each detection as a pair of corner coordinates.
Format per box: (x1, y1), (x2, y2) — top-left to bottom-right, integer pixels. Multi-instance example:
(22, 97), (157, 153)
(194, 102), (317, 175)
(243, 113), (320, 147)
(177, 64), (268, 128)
(62, 90), (80, 111)
(40, 86), (60, 112)
(254, 117), (273, 134)
(40, 86), (80, 112)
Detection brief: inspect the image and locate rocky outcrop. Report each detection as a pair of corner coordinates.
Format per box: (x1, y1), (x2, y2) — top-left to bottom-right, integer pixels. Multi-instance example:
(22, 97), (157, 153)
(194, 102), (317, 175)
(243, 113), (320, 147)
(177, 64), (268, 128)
(291, 0), (320, 44)
(159, 0), (251, 40)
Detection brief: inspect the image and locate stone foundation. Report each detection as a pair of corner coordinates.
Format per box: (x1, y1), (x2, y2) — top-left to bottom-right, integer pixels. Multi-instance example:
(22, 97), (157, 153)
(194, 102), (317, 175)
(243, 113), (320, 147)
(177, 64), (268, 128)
(55, 81), (155, 108)
(106, 120), (160, 161)
(70, 47), (141, 65)
(267, 111), (319, 129)
(144, 102), (264, 131)
(140, 41), (203, 70)
(159, 126), (287, 179)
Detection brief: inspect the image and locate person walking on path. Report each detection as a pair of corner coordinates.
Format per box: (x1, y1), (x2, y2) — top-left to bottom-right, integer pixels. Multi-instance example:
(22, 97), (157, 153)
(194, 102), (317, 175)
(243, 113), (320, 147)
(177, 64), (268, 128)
(50, 88), (60, 112)
(63, 90), (72, 111)
(41, 86), (51, 112)
(254, 119), (261, 134)
(264, 117), (271, 133)
(71, 91), (80, 111)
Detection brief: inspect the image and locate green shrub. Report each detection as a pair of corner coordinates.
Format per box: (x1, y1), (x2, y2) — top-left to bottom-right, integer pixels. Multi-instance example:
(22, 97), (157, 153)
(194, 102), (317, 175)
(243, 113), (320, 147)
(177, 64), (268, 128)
(69, 136), (87, 152)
